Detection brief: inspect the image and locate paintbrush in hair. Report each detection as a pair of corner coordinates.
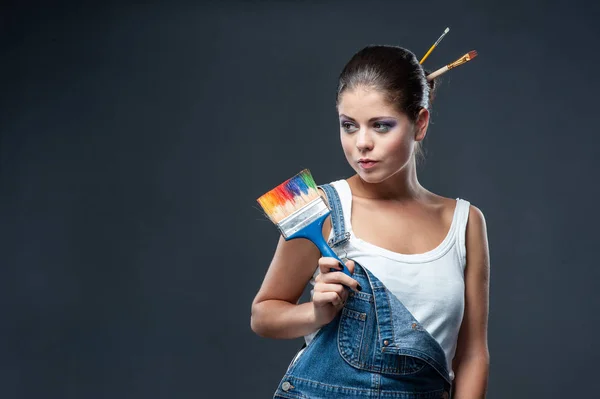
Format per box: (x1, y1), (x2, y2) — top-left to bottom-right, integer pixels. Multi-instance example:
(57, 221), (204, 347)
(427, 50), (478, 81)
(420, 27), (450, 64)
(257, 169), (353, 279)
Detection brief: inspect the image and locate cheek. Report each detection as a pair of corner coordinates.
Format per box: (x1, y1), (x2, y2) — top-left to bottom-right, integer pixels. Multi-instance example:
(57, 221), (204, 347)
(383, 134), (412, 155)
(340, 133), (353, 154)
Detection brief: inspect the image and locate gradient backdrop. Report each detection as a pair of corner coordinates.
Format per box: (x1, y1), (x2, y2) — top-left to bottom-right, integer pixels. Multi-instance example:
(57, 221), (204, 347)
(2, 1), (599, 398)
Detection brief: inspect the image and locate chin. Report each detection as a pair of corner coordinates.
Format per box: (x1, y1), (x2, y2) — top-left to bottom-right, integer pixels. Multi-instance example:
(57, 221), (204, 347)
(360, 176), (386, 184)
(355, 169), (387, 184)
(354, 162), (406, 184)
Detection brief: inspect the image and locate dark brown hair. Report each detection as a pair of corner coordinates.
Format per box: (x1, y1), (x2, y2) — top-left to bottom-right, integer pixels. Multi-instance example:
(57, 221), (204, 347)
(336, 45), (437, 165)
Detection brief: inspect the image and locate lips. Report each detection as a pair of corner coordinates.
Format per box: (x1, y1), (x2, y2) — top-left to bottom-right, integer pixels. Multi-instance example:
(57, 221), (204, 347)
(358, 160), (379, 170)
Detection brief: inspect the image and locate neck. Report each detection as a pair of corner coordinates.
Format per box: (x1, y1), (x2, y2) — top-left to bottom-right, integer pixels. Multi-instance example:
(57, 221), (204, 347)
(349, 156), (425, 202)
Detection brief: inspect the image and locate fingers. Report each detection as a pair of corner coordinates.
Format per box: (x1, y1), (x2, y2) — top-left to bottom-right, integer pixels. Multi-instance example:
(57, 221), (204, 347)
(317, 258), (356, 276)
(313, 291), (346, 307)
(316, 257), (362, 292)
(313, 282), (347, 299)
(315, 271), (361, 292)
(318, 257), (344, 274)
(345, 259), (355, 274)
(313, 282), (349, 306)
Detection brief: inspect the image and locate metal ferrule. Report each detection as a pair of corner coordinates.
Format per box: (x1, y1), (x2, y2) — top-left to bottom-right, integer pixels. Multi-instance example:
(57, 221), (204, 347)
(447, 53), (471, 70)
(278, 197), (329, 239)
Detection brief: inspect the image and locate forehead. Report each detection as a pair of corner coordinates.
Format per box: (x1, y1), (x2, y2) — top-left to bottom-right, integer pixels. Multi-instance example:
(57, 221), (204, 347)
(337, 88), (398, 117)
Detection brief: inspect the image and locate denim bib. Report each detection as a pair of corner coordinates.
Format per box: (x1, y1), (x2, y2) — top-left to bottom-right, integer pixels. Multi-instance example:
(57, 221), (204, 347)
(273, 183), (453, 399)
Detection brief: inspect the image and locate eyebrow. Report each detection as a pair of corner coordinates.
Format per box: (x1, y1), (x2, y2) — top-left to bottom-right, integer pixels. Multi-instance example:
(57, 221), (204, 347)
(339, 114), (396, 122)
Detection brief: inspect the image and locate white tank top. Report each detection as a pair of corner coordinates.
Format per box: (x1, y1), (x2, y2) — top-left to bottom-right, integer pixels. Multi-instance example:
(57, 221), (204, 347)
(304, 179), (471, 381)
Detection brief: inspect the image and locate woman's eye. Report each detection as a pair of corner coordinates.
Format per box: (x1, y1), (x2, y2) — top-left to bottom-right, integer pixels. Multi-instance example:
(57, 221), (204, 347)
(374, 122), (392, 132)
(341, 122), (357, 132)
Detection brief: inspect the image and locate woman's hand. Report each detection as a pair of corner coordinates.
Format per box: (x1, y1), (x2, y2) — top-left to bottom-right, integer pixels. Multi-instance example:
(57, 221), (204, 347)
(312, 257), (361, 327)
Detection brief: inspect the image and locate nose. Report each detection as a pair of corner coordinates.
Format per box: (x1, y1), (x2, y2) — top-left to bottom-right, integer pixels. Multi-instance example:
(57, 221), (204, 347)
(355, 128), (374, 152)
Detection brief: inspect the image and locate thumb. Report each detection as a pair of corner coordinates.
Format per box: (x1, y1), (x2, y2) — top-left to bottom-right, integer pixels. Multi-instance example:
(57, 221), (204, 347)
(344, 259), (355, 274)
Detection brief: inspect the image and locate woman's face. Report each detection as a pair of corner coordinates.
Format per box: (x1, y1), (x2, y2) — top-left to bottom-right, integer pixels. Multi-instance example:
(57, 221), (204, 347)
(337, 87), (427, 184)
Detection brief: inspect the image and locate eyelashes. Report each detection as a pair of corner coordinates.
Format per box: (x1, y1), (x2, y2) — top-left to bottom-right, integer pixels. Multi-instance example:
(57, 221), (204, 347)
(340, 121), (396, 133)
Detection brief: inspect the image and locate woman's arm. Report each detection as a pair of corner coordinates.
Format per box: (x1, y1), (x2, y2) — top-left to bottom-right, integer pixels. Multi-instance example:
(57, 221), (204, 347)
(250, 233), (324, 339)
(251, 190), (332, 339)
(451, 205), (491, 399)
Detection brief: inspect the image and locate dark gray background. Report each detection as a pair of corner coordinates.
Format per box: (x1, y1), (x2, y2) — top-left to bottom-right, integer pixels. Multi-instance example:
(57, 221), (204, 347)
(2, 1), (599, 398)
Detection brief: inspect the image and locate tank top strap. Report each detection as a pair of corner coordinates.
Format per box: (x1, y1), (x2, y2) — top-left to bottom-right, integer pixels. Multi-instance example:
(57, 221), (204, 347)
(317, 183), (350, 248)
(454, 198), (471, 267)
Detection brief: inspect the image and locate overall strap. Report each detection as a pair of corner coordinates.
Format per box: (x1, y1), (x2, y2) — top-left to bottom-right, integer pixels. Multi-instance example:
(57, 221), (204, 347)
(317, 183), (350, 248)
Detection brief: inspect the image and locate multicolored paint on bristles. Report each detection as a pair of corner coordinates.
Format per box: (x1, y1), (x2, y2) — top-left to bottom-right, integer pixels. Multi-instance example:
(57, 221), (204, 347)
(257, 169), (320, 224)
(256, 169), (352, 279)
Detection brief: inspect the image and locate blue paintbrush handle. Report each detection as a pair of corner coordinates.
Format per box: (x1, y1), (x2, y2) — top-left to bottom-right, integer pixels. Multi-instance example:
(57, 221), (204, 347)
(286, 212), (352, 278)
(312, 232), (352, 277)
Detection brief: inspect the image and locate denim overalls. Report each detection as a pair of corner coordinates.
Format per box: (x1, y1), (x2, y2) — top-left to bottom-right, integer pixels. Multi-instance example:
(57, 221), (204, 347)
(273, 184), (453, 399)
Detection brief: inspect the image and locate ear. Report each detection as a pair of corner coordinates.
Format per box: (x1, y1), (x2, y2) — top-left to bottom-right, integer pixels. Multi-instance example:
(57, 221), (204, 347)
(414, 108), (430, 142)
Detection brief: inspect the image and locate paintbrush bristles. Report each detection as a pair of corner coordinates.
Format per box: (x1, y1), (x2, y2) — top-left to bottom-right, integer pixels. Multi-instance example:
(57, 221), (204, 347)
(257, 169), (321, 224)
(426, 50), (478, 81)
(447, 50), (478, 69)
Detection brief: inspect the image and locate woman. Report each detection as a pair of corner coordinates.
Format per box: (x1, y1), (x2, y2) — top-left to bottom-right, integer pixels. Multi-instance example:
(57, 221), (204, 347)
(251, 45), (490, 398)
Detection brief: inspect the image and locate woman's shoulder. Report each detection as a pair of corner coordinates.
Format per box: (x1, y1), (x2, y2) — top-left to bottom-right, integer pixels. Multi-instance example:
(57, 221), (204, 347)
(428, 192), (487, 236)
(423, 190), (461, 210)
(316, 178), (349, 206)
(317, 186), (330, 206)
(421, 191), (478, 234)
(316, 186), (333, 241)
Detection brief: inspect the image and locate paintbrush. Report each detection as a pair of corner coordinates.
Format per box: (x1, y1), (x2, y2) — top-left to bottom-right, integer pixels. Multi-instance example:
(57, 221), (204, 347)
(426, 50), (478, 81)
(420, 27), (450, 64)
(257, 169), (352, 279)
